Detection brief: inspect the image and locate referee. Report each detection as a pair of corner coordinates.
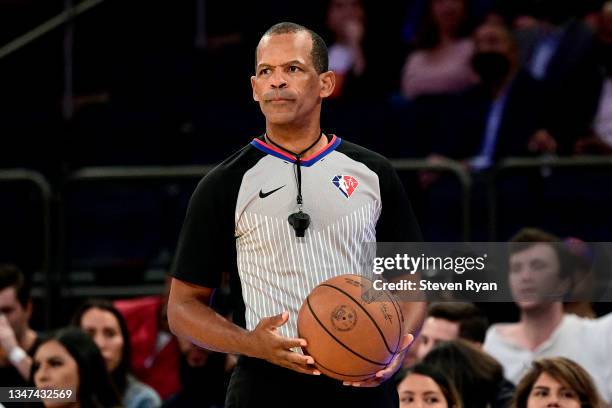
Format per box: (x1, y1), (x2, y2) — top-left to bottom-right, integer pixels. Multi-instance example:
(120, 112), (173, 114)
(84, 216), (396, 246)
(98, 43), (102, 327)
(168, 22), (425, 407)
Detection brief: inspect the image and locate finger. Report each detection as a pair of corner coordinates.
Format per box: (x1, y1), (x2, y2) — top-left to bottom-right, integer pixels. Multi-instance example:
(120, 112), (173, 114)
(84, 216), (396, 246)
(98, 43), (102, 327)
(280, 336), (308, 349)
(263, 311), (289, 329)
(398, 333), (415, 353)
(283, 350), (315, 366)
(286, 362), (321, 376)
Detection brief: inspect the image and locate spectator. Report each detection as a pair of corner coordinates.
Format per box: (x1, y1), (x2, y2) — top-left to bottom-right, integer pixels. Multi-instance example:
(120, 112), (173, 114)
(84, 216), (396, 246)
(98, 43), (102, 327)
(424, 20), (556, 167)
(396, 363), (462, 408)
(401, 0), (477, 99)
(73, 299), (161, 408)
(515, 0), (603, 154)
(162, 337), (232, 408)
(511, 357), (604, 408)
(31, 327), (121, 408)
(114, 281), (181, 400)
(576, 0), (612, 155)
(415, 302), (488, 361)
(424, 339), (514, 408)
(325, 0), (366, 98)
(0, 264), (40, 385)
(483, 227), (612, 403)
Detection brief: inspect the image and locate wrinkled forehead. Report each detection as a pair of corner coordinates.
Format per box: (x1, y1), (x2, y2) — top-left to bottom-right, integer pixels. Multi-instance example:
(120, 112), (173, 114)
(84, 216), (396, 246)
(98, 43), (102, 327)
(256, 32), (313, 68)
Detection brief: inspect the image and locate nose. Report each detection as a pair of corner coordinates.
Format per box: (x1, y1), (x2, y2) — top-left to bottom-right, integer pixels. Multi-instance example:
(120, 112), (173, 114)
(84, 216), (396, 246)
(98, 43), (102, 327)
(546, 398), (560, 407)
(269, 70), (288, 89)
(35, 364), (50, 384)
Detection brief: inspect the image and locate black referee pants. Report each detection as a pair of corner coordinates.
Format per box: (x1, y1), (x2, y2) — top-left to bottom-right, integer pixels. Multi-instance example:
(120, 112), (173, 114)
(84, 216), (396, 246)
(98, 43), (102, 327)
(225, 356), (399, 408)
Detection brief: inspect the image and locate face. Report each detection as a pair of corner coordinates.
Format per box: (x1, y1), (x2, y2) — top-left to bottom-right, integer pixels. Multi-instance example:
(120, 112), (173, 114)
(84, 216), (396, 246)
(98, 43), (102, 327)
(80, 308), (124, 372)
(416, 317), (459, 360)
(431, 0), (466, 35)
(251, 32), (334, 127)
(0, 287), (30, 341)
(509, 244), (569, 310)
(33, 340), (79, 408)
(177, 337), (210, 367)
(526, 372), (581, 408)
(398, 373), (450, 408)
(474, 24), (514, 58)
(327, 0), (364, 33)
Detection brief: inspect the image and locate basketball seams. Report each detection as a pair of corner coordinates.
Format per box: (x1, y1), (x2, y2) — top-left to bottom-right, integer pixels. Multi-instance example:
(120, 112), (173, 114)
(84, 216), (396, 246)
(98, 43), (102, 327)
(304, 295), (388, 367)
(319, 283), (397, 356)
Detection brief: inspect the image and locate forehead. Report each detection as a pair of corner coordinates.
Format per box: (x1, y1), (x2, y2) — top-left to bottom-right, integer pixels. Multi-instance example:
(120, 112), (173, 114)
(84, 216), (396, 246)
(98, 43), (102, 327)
(534, 372), (566, 389)
(0, 287), (19, 306)
(82, 307), (119, 328)
(510, 244), (558, 263)
(422, 317), (459, 339)
(256, 32), (313, 67)
(399, 373), (441, 392)
(475, 24), (510, 45)
(37, 340), (70, 359)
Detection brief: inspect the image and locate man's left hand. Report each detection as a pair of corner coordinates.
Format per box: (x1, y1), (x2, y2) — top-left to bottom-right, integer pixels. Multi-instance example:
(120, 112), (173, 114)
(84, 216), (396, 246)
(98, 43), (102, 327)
(342, 333), (414, 388)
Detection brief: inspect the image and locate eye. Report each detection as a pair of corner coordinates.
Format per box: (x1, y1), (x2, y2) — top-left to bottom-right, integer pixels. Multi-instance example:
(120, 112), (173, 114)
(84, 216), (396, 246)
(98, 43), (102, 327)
(533, 389), (548, 397)
(561, 390), (577, 399)
(425, 396), (440, 404)
(103, 328), (117, 338)
(259, 68), (270, 76)
(288, 65), (301, 73)
(49, 358), (64, 368)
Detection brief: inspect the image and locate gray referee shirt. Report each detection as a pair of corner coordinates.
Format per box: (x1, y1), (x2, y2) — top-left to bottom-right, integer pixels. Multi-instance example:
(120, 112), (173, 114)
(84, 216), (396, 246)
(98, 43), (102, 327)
(171, 135), (421, 338)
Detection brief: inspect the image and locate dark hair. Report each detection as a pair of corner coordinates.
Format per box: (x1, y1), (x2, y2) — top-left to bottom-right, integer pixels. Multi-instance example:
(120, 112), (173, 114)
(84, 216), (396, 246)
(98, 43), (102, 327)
(508, 228), (572, 281)
(257, 22), (329, 74)
(0, 264), (31, 308)
(415, 0), (473, 49)
(32, 327), (121, 408)
(428, 302), (488, 343)
(423, 339), (504, 408)
(72, 299), (131, 396)
(396, 363), (462, 408)
(512, 357), (603, 408)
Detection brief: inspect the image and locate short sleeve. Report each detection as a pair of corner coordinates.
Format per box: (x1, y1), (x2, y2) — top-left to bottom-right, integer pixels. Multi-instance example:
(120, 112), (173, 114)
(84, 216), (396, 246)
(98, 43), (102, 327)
(170, 169), (237, 288)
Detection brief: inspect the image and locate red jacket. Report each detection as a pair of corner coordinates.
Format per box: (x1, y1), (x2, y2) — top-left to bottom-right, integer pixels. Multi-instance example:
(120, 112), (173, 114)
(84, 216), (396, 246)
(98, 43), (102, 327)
(115, 296), (181, 399)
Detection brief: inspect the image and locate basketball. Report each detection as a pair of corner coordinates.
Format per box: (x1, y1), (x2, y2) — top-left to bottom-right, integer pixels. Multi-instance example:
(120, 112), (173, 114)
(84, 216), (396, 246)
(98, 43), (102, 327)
(297, 274), (404, 382)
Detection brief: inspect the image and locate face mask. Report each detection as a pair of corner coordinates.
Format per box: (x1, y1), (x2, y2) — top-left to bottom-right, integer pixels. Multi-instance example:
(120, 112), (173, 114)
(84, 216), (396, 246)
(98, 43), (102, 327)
(471, 52), (511, 85)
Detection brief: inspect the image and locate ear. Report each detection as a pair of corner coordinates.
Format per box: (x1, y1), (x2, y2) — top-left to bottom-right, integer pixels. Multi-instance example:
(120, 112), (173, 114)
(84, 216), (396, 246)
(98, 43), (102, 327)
(251, 75), (260, 102)
(319, 70), (336, 98)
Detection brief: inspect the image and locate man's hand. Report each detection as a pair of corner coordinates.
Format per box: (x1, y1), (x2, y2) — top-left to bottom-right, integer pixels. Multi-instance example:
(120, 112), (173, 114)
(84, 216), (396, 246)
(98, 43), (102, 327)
(343, 333), (414, 387)
(0, 314), (18, 355)
(247, 312), (320, 376)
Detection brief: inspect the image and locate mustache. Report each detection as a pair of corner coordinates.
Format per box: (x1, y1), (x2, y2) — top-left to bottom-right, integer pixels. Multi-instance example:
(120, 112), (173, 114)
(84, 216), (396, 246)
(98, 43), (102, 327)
(262, 89), (297, 101)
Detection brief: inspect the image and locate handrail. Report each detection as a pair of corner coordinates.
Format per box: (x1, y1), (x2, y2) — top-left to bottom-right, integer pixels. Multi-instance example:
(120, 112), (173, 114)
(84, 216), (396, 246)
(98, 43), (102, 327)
(0, 169), (53, 327)
(0, 0), (105, 60)
(68, 165), (215, 182)
(390, 158), (472, 241)
(488, 155), (612, 240)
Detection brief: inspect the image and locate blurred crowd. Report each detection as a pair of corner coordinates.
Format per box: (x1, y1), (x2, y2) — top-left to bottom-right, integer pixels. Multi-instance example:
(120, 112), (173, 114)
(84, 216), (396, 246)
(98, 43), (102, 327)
(1, 1), (612, 407)
(1, 227), (612, 407)
(1, 0), (612, 172)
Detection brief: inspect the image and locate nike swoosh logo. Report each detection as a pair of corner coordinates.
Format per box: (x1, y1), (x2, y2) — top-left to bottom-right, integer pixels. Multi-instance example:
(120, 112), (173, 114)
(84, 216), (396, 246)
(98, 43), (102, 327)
(259, 185), (285, 198)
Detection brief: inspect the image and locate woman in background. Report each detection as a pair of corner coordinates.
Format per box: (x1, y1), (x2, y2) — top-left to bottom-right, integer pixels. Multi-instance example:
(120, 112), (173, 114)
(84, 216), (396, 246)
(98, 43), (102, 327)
(401, 0), (477, 99)
(512, 357), (603, 408)
(396, 363), (462, 408)
(73, 299), (161, 408)
(32, 327), (120, 408)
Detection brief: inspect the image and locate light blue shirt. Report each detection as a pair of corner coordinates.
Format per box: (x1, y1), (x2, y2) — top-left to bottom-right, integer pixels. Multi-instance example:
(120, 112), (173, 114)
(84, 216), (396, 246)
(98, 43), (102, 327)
(470, 88), (510, 170)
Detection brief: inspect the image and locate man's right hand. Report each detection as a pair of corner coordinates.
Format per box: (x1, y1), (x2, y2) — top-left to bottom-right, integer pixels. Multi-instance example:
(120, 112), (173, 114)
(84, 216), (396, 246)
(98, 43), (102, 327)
(246, 311), (320, 376)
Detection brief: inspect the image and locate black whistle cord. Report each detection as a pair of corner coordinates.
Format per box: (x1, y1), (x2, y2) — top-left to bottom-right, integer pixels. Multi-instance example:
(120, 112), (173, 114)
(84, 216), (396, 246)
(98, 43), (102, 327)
(265, 131), (323, 209)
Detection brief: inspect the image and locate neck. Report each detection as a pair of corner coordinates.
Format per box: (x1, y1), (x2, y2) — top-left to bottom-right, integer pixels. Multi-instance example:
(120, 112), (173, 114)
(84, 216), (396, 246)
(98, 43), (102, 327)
(265, 121), (326, 156)
(519, 303), (564, 350)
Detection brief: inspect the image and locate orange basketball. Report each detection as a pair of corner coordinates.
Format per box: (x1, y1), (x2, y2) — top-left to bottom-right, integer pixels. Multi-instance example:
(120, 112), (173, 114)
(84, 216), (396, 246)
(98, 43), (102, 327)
(297, 274), (404, 382)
